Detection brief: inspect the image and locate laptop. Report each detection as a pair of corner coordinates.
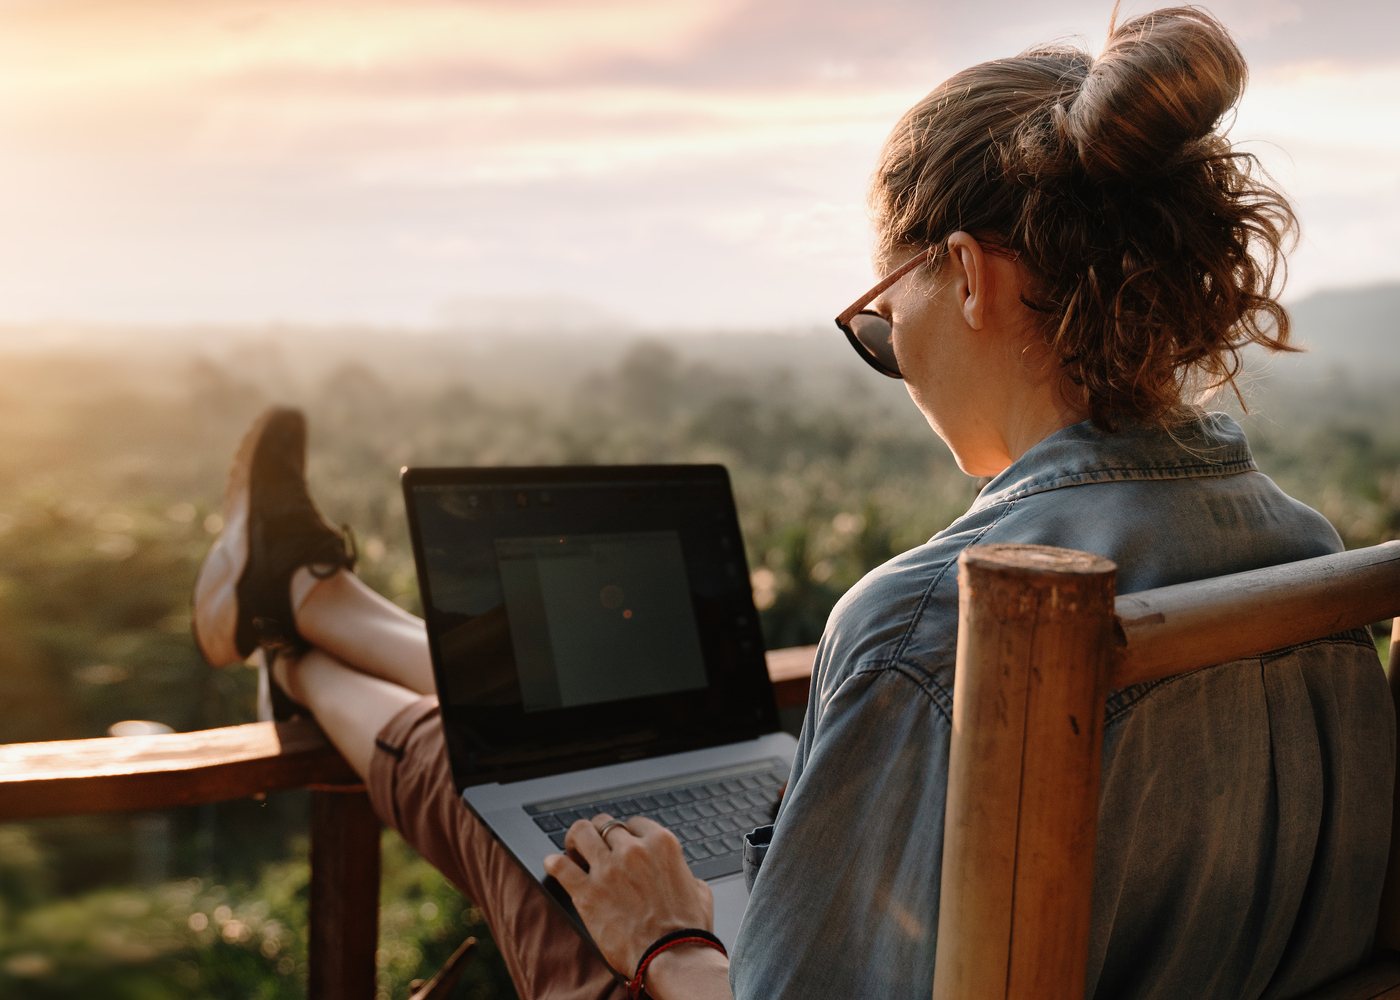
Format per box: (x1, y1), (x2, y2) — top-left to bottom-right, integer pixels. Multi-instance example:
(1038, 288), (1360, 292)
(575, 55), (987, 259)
(401, 463), (798, 948)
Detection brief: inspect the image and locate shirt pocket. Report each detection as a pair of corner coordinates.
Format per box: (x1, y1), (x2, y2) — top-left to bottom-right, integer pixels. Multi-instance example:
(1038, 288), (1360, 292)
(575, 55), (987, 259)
(743, 824), (775, 893)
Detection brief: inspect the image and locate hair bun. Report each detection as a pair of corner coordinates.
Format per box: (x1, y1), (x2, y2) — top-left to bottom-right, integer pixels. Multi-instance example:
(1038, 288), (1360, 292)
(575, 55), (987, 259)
(1063, 6), (1246, 181)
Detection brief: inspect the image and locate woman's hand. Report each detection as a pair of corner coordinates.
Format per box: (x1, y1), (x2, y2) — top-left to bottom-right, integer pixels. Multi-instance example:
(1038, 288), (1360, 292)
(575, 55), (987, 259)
(543, 814), (716, 978)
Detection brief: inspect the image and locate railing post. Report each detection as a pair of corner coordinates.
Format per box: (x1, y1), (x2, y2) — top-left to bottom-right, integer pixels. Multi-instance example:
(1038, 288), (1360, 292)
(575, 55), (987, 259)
(934, 544), (1116, 1000)
(309, 787), (381, 1000)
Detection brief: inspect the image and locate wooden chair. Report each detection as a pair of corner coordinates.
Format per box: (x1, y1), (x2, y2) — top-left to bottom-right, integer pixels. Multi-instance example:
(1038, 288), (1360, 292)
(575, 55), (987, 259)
(936, 540), (1400, 1000)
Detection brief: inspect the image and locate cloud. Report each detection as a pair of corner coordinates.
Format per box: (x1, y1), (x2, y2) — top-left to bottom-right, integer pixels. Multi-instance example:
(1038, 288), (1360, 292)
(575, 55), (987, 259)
(0, 0), (1396, 327)
(0, 0), (744, 94)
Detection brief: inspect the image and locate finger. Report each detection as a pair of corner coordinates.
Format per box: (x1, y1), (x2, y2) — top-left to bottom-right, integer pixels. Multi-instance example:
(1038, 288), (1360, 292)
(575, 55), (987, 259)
(618, 817), (685, 864)
(542, 851), (588, 895)
(591, 813), (629, 850)
(564, 817), (608, 865)
(624, 815), (677, 844)
(622, 815), (663, 834)
(594, 813), (642, 848)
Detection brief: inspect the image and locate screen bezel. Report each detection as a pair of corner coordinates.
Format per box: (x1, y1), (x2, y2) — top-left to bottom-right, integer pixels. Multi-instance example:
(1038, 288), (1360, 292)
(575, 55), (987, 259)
(401, 463), (780, 786)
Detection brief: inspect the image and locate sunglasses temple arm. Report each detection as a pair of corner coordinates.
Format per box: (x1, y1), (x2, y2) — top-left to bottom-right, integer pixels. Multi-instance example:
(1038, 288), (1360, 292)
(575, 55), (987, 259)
(834, 248), (935, 326)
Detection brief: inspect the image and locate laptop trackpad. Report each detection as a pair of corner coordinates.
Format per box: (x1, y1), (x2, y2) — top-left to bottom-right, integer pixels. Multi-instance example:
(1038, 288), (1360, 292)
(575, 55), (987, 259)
(711, 873), (749, 949)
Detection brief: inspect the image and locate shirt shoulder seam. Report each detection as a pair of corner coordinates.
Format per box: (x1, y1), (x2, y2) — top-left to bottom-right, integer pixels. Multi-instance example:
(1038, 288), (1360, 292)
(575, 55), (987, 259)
(891, 499), (1019, 664)
(846, 658), (954, 723)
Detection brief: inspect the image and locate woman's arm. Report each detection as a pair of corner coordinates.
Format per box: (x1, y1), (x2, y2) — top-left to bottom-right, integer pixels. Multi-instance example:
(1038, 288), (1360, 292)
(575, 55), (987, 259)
(728, 668), (952, 998)
(645, 943), (732, 1000)
(543, 814), (736, 1000)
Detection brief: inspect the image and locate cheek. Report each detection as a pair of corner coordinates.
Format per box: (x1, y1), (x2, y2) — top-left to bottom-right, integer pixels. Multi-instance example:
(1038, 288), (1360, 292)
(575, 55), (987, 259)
(888, 283), (948, 376)
(889, 311), (925, 373)
(904, 379), (950, 440)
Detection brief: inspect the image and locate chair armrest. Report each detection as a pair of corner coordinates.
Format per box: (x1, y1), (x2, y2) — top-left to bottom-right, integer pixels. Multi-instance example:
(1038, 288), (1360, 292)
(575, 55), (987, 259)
(1114, 540), (1400, 688)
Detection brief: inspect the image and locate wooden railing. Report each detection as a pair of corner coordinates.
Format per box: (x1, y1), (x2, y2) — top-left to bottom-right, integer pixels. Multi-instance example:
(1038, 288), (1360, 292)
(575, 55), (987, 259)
(0, 648), (818, 1000)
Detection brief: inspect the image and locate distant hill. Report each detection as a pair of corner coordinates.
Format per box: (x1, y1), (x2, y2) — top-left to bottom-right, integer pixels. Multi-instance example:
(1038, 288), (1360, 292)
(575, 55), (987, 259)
(0, 280), (1394, 384)
(1283, 282), (1400, 379)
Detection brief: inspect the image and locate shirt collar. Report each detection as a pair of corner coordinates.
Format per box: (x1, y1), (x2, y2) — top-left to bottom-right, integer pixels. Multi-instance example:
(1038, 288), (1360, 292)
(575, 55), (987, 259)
(968, 411), (1257, 514)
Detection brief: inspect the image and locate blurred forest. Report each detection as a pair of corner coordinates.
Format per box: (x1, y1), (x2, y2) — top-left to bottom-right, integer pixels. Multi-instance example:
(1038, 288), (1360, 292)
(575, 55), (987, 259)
(0, 318), (1395, 997)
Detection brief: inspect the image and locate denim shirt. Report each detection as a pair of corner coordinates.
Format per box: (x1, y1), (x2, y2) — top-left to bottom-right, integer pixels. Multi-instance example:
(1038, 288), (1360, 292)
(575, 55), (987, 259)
(730, 413), (1394, 1000)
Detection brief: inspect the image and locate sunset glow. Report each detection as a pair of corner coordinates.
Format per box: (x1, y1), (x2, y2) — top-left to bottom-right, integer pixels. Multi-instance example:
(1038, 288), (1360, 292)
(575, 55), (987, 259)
(2, 0), (1396, 330)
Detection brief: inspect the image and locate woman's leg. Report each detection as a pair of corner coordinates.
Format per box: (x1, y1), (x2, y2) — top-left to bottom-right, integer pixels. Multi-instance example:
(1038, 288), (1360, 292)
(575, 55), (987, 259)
(197, 408), (623, 997)
(290, 567), (435, 695)
(270, 646), (419, 779)
(274, 646), (625, 1000)
(193, 405), (433, 695)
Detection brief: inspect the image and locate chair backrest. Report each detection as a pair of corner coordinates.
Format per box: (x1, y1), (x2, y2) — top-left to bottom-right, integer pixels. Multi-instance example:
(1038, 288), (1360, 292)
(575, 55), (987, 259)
(932, 541), (1400, 1000)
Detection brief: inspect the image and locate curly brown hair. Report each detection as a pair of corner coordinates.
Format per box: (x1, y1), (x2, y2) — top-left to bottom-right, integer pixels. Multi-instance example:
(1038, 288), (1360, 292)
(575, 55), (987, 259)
(870, 6), (1297, 430)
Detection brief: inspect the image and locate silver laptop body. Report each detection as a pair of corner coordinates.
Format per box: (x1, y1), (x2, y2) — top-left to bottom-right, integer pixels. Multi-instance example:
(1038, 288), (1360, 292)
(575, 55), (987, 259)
(402, 464), (797, 949)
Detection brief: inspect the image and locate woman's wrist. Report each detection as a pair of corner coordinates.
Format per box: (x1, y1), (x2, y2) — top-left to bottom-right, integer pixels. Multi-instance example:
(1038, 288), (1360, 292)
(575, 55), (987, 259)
(641, 942), (731, 1000)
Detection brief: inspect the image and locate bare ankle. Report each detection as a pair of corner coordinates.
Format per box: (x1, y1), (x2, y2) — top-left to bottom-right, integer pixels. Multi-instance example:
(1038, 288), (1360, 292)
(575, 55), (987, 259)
(290, 565), (343, 618)
(268, 646), (296, 697)
(257, 646), (312, 722)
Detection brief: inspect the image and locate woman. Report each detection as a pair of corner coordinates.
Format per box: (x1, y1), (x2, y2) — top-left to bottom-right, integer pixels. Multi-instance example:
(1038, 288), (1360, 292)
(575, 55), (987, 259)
(194, 7), (1392, 998)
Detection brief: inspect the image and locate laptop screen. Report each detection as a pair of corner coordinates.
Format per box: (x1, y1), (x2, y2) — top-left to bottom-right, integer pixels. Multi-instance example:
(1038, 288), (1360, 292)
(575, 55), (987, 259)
(494, 530), (708, 711)
(402, 465), (779, 784)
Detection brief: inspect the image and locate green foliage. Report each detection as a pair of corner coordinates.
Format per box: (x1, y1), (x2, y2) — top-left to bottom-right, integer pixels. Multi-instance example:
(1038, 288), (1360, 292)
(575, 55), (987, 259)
(1240, 372), (1400, 548)
(0, 826), (512, 999)
(0, 334), (981, 748)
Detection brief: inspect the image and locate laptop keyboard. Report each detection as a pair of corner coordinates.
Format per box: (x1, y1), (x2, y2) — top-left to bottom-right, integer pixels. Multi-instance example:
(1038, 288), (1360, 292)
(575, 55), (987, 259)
(525, 758), (787, 880)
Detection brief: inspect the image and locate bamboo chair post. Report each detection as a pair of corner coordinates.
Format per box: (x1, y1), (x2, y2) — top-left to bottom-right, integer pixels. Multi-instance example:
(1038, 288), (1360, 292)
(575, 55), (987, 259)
(934, 544), (1117, 1000)
(309, 788), (381, 1000)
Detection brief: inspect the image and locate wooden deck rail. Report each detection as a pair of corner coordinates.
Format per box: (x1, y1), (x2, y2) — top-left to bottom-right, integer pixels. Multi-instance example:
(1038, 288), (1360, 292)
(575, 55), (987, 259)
(0, 648), (819, 999)
(936, 541), (1400, 1000)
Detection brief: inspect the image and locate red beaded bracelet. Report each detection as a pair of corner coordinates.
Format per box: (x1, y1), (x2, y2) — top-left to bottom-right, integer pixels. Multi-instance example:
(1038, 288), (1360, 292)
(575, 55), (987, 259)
(626, 928), (728, 999)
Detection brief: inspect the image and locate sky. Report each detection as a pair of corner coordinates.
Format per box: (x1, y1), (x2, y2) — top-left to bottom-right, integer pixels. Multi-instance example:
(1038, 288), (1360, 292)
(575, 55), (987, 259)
(1, 0), (1397, 333)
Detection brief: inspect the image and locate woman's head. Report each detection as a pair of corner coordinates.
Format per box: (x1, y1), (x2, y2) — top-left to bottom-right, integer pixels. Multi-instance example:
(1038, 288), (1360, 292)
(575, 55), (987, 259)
(870, 6), (1296, 431)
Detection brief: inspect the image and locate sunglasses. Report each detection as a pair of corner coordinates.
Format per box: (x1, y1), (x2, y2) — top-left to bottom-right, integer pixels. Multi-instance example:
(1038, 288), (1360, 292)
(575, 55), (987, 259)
(833, 248), (935, 380)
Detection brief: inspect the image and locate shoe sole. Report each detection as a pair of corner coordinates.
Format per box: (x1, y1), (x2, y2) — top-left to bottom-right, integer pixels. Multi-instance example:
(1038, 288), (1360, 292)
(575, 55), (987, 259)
(191, 409), (280, 666)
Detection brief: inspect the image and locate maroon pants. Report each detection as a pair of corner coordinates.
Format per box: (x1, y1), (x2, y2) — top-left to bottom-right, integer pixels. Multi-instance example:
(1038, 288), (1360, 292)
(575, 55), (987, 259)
(367, 695), (627, 1000)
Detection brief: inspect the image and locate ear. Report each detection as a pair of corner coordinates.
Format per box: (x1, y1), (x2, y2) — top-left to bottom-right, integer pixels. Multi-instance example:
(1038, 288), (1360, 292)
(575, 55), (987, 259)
(946, 231), (987, 331)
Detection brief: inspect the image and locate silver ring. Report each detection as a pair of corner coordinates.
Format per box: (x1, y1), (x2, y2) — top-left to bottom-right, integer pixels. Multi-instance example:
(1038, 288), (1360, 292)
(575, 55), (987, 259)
(598, 819), (632, 845)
